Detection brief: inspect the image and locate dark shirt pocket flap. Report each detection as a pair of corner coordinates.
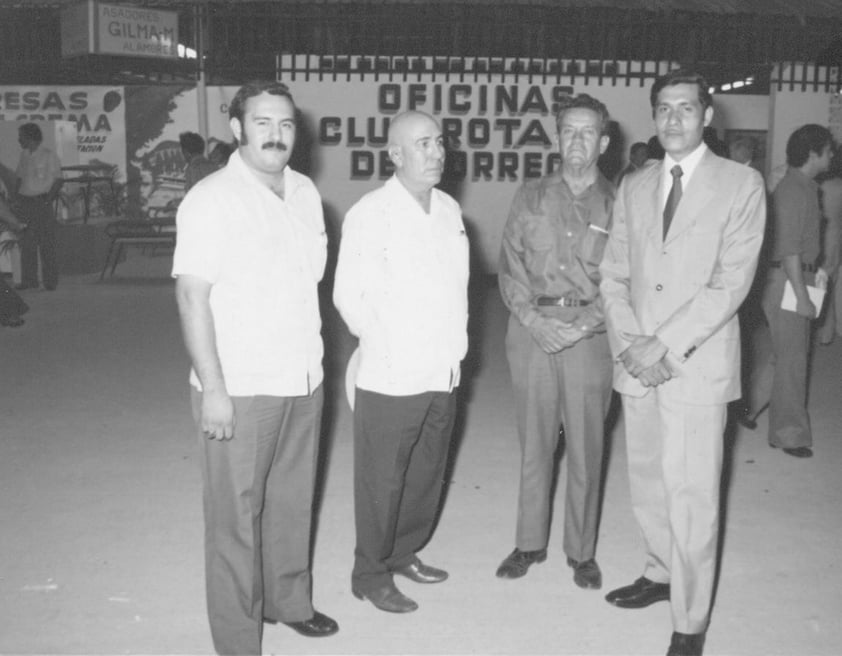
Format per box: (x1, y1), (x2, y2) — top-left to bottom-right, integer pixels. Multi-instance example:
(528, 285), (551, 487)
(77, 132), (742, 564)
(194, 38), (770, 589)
(581, 223), (609, 266)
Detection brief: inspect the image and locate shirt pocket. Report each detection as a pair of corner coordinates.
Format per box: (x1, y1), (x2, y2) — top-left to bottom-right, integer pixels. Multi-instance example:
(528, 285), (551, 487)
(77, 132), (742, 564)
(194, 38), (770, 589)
(580, 223), (610, 267)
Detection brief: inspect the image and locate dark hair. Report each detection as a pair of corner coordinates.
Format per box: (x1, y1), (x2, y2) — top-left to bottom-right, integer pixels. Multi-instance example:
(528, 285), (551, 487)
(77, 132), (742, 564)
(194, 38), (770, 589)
(650, 70), (713, 112)
(646, 135), (665, 160)
(228, 80), (295, 124)
(209, 141), (234, 165)
(18, 122), (43, 143)
(555, 93), (610, 136)
(786, 124), (833, 168)
(179, 131), (205, 157)
(630, 142), (648, 156)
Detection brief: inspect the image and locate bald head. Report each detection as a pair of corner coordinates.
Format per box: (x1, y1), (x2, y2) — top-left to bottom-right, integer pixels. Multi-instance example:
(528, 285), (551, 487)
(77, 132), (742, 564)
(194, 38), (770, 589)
(387, 111), (445, 193)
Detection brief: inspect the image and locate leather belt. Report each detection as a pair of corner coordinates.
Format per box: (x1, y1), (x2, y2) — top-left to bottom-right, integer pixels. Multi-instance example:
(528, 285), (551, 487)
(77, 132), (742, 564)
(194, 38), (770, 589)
(536, 295), (591, 307)
(768, 261), (816, 273)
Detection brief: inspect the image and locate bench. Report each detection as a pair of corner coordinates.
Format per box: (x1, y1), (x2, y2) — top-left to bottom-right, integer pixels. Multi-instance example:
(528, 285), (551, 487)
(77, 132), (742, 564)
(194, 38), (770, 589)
(99, 218), (176, 280)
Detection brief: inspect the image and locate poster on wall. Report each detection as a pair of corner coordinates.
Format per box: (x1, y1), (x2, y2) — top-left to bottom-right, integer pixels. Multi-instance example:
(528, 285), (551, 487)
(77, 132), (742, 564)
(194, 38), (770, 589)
(201, 59), (668, 272)
(0, 86), (126, 174)
(0, 85), (127, 220)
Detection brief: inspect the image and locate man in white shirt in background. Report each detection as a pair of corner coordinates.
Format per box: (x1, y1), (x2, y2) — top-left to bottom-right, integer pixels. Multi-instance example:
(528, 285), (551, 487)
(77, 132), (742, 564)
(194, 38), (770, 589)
(173, 81), (337, 655)
(13, 122), (63, 291)
(333, 110), (470, 614)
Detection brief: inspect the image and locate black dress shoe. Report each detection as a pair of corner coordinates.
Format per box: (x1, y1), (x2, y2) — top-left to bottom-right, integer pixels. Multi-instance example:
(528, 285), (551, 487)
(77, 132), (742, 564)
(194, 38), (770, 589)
(495, 548), (547, 579)
(393, 558), (448, 583)
(605, 576), (670, 608)
(781, 446), (813, 458)
(14, 283), (36, 291)
(282, 610), (339, 637)
(566, 557), (602, 589)
(352, 583), (418, 613)
(736, 413), (757, 430)
(666, 631), (705, 656)
(731, 402), (757, 430)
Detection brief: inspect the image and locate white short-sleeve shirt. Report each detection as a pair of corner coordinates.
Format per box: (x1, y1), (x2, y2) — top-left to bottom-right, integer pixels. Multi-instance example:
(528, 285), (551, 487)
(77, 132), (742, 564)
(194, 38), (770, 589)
(172, 150), (327, 397)
(16, 145), (61, 197)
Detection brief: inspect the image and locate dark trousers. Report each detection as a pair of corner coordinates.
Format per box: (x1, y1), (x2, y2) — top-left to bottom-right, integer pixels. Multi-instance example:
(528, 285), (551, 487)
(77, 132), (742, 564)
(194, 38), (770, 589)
(192, 387), (323, 656)
(351, 388), (456, 592)
(747, 271), (813, 447)
(17, 195), (58, 289)
(505, 315), (613, 559)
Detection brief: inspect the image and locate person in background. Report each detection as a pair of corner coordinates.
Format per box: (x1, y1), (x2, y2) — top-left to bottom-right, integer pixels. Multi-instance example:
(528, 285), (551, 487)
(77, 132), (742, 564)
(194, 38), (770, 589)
(645, 134), (665, 162)
(333, 110), (469, 615)
(209, 141), (234, 168)
(816, 147), (842, 345)
(179, 131), (219, 192)
(616, 141), (650, 186)
(738, 124), (833, 457)
(495, 93), (615, 591)
(600, 70), (766, 656)
(173, 81), (338, 654)
(12, 122), (63, 291)
(728, 136), (757, 168)
(0, 195), (28, 327)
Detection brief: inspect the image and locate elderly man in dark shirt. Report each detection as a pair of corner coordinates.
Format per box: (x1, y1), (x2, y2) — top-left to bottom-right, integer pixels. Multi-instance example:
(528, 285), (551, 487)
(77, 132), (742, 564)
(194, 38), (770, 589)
(496, 93), (615, 590)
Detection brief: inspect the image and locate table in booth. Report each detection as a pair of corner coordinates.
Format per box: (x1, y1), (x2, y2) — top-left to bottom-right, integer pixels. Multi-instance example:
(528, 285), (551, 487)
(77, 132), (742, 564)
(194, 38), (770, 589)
(61, 164), (117, 223)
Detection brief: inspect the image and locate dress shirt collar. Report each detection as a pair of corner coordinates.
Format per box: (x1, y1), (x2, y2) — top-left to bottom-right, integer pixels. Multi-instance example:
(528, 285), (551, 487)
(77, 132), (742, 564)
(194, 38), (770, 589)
(662, 142), (707, 207)
(663, 142), (707, 188)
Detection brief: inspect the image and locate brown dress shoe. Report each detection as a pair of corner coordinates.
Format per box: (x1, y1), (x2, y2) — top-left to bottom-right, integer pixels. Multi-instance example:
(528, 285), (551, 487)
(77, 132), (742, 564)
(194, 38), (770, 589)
(352, 582), (418, 613)
(282, 610), (339, 637)
(393, 558), (448, 583)
(495, 548), (547, 579)
(566, 557), (602, 589)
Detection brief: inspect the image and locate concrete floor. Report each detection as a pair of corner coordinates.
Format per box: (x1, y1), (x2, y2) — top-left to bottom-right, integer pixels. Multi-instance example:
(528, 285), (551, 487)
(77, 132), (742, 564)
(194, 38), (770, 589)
(2, 248), (841, 655)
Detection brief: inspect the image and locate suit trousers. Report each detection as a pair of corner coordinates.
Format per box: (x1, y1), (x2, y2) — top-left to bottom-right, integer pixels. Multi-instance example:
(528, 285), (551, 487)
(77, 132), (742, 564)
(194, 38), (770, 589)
(622, 392), (725, 634)
(17, 195), (58, 289)
(504, 315), (613, 559)
(748, 270), (812, 448)
(192, 387), (323, 656)
(352, 388), (456, 592)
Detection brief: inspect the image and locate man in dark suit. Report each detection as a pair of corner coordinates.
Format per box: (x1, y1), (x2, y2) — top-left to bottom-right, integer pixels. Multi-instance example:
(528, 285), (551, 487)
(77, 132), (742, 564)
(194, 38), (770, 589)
(599, 70), (766, 656)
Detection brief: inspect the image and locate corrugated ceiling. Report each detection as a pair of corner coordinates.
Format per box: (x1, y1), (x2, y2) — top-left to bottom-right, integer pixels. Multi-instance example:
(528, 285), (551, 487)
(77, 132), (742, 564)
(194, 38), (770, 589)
(7, 0), (842, 18)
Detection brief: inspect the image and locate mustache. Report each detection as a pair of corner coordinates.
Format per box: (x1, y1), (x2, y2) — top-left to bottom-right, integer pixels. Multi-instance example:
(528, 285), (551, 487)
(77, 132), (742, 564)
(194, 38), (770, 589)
(261, 142), (288, 151)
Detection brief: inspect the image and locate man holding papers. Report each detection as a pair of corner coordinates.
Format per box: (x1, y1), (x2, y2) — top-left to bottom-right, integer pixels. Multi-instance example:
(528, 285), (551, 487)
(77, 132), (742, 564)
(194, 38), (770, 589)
(741, 124), (833, 457)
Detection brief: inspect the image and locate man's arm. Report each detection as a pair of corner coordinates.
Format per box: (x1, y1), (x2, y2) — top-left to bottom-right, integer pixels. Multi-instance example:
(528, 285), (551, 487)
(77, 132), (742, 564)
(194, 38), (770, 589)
(782, 253), (816, 318)
(822, 179), (842, 275)
(599, 179), (645, 360)
(175, 274), (235, 440)
(333, 207), (372, 337)
(0, 162), (18, 197)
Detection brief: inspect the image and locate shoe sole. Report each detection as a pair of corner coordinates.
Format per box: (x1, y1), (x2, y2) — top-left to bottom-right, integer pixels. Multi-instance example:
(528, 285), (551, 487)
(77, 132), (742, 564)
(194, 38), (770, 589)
(609, 593), (670, 608)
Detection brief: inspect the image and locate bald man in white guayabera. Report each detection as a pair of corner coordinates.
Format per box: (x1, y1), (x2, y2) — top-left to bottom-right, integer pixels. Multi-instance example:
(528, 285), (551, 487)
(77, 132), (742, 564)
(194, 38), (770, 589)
(334, 110), (469, 614)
